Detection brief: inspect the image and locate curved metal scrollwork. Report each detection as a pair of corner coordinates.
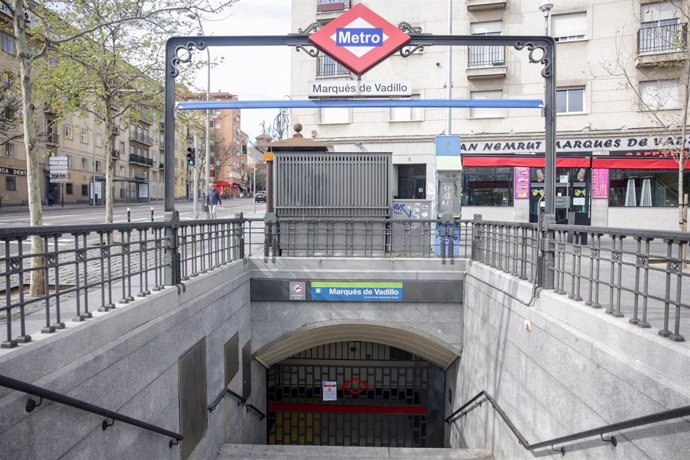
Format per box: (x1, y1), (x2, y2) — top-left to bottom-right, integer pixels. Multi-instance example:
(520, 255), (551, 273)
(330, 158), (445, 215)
(398, 21), (422, 34)
(400, 45), (424, 57)
(295, 45), (320, 57)
(514, 41), (551, 78)
(170, 41), (207, 78)
(298, 22), (321, 34)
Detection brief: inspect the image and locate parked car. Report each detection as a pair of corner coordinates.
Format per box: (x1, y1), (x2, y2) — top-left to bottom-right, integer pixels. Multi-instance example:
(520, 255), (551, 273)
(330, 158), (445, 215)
(255, 191), (266, 203)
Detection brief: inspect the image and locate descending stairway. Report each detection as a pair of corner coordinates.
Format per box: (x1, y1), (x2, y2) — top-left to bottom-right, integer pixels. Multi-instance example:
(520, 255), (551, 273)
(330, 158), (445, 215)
(217, 444), (493, 459)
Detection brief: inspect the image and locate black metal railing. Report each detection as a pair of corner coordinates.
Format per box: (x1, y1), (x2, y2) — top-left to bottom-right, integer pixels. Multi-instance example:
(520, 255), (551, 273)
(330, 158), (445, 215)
(208, 387), (246, 412)
(245, 403), (266, 420)
(468, 45), (505, 68)
(446, 390), (690, 456)
(638, 22), (687, 54)
(0, 374), (183, 448)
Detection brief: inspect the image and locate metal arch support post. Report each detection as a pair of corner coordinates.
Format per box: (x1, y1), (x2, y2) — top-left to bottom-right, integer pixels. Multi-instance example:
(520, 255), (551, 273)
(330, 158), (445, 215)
(163, 33), (557, 285)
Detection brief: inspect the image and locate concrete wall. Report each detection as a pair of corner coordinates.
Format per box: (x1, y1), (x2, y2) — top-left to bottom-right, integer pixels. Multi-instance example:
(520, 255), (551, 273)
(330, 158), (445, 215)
(0, 259), (259, 460)
(249, 258), (466, 354)
(449, 262), (690, 459)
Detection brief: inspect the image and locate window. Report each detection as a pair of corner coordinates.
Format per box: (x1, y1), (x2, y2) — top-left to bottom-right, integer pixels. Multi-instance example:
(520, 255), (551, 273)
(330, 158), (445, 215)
(640, 80), (680, 110)
(81, 158), (88, 170)
(317, 54), (349, 77)
(64, 124), (73, 140)
(557, 87), (585, 113)
(5, 176), (16, 191)
(639, 2), (684, 53)
(470, 90), (504, 118)
(96, 160), (101, 172)
(66, 183), (73, 195)
(390, 95), (423, 122)
(319, 107), (350, 124)
(2, 33), (16, 54)
(609, 170), (689, 207)
(462, 167), (514, 206)
(81, 184), (88, 196)
(96, 134), (103, 147)
(80, 129), (88, 143)
(551, 12), (587, 42)
(4, 142), (14, 157)
(469, 21), (504, 68)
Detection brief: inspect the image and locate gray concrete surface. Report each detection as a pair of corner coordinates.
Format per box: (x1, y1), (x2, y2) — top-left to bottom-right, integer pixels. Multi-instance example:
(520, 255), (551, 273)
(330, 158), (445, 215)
(217, 444), (493, 459)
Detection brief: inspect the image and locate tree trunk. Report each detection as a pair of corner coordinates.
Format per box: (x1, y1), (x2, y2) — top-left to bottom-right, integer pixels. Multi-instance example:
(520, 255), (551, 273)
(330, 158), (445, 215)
(14, 0), (45, 296)
(105, 106), (114, 224)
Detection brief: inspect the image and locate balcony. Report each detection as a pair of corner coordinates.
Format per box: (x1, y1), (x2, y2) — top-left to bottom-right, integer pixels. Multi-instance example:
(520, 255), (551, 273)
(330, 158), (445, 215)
(44, 132), (59, 146)
(467, 46), (506, 80)
(112, 149), (121, 160)
(316, 0), (349, 19)
(636, 22), (688, 68)
(466, 0), (506, 11)
(129, 131), (154, 146)
(129, 153), (153, 167)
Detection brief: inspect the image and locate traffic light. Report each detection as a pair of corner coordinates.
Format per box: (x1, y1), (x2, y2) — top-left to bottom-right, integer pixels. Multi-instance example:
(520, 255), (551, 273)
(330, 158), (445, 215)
(241, 144), (247, 155)
(186, 147), (195, 166)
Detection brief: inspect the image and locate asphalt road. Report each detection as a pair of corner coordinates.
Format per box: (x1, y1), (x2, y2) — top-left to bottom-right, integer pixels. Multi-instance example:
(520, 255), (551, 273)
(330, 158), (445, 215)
(0, 198), (266, 228)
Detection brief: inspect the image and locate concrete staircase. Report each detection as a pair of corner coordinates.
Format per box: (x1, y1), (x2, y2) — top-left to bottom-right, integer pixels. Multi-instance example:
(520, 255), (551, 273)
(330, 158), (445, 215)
(217, 444), (493, 459)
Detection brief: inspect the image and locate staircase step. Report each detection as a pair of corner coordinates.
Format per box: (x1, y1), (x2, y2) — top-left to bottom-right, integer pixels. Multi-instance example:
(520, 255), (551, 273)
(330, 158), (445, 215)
(217, 444), (493, 459)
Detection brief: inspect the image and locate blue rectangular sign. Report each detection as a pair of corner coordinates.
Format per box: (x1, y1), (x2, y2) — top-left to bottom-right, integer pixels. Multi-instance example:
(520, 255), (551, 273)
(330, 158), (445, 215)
(311, 282), (403, 301)
(336, 28), (384, 47)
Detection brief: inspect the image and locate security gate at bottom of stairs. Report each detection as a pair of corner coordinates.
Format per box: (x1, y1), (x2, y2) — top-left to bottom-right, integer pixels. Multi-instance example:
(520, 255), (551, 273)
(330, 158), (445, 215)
(266, 341), (445, 447)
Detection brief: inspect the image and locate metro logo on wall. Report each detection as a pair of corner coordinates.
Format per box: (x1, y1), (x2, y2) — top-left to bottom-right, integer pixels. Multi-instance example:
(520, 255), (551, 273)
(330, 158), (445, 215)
(309, 4), (411, 75)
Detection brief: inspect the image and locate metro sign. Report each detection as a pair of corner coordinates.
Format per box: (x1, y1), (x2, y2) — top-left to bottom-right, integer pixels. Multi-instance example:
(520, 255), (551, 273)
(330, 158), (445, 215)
(309, 4), (411, 75)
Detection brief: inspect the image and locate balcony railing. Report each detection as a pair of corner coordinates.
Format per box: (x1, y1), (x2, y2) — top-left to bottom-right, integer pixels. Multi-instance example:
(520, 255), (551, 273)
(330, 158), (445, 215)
(128, 131), (154, 146)
(45, 132), (59, 146)
(468, 45), (505, 68)
(317, 55), (350, 77)
(316, 0), (349, 13)
(128, 153), (152, 166)
(111, 149), (121, 160)
(638, 22), (687, 54)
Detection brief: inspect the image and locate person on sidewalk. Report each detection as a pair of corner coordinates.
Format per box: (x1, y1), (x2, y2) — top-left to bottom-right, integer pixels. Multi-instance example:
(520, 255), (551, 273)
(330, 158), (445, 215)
(206, 184), (222, 219)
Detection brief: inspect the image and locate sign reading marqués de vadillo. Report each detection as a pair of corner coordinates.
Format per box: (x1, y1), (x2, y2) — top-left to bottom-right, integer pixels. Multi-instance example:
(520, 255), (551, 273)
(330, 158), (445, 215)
(309, 80), (411, 98)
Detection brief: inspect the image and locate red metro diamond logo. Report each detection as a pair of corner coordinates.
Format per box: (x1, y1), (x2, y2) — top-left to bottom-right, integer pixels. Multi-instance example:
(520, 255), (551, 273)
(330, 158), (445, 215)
(308, 4), (411, 75)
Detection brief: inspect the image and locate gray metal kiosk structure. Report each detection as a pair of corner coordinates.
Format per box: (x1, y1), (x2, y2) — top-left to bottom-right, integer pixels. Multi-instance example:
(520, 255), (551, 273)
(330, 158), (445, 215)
(163, 30), (557, 284)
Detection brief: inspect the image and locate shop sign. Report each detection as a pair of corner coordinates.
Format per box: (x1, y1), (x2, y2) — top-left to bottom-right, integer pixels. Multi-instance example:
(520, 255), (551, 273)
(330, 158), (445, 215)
(308, 80), (411, 98)
(591, 169), (609, 199)
(310, 281), (403, 301)
(0, 167), (27, 176)
(309, 4), (411, 74)
(514, 167), (530, 199)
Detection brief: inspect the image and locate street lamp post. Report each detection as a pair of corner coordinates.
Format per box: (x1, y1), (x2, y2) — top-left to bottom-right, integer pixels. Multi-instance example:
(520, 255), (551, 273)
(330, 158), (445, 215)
(539, 1), (554, 35)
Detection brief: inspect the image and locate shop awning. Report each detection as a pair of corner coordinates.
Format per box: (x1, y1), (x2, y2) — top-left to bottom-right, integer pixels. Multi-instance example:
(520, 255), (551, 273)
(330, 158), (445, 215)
(592, 150), (689, 169)
(461, 153), (591, 168)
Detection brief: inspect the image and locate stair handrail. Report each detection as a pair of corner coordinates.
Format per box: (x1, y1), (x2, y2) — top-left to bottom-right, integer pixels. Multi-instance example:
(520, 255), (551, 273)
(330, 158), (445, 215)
(446, 390), (690, 455)
(245, 403), (266, 420)
(208, 387), (246, 412)
(0, 374), (183, 448)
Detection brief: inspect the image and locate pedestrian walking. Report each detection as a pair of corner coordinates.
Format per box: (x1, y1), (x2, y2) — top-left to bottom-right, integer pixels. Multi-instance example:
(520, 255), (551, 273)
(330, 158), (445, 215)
(206, 183), (222, 219)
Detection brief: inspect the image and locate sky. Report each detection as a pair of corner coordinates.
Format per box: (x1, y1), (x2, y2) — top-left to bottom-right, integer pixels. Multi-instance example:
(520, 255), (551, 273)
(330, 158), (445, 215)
(193, 0), (293, 141)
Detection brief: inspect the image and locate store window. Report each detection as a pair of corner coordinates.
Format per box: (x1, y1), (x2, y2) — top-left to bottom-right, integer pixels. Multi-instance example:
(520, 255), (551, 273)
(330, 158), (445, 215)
(609, 170), (689, 207)
(551, 12), (587, 42)
(470, 90), (504, 118)
(5, 176), (16, 191)
(639, 80), (679, 110)
(557, 87), (585, 113)
(462, 167), (514, 206)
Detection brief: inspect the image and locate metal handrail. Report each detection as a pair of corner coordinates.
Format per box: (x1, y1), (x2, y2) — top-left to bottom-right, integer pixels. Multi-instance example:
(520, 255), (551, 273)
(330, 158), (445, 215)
(245, 403), (266, 420)
(208, 387), (246, 412)
(446, 390), (690, 455)
(0, 374), (183, 448)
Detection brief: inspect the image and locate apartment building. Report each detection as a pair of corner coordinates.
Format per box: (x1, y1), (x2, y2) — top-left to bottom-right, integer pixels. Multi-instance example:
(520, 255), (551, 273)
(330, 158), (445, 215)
(290, 0), (690, 231)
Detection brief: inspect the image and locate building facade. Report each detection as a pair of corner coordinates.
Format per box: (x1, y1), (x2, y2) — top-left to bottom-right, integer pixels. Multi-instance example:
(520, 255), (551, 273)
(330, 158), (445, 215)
(290, 0), (690, 231)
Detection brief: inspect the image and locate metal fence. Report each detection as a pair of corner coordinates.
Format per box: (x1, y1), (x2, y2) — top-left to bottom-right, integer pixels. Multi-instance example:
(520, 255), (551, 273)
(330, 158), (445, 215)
(473, 220), (690, 343)
(468, 45), (505, 68)
(1, 216), (468, 348)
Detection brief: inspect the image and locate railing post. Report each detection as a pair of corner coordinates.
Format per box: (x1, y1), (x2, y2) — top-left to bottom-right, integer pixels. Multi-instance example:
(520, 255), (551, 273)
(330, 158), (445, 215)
(164, 211), (181, 286)
(237, 213), (245, 259)
(539, 214), (556, 289)
(471, 214), (482, 261)
(264, 212), (276, 260)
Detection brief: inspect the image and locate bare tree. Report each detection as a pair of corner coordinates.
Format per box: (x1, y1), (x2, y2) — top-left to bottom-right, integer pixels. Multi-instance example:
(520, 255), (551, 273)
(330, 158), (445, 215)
(603, 0), (689, 231)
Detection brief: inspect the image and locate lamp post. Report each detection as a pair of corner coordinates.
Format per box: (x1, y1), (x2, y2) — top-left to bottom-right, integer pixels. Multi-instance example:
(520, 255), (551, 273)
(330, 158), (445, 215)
(188, 13), (211, 216)
(539, 1), (554, 35)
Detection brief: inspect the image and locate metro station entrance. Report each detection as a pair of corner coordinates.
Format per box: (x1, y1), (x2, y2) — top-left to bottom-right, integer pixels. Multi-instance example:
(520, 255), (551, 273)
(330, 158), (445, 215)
(266, 341), (445, 447)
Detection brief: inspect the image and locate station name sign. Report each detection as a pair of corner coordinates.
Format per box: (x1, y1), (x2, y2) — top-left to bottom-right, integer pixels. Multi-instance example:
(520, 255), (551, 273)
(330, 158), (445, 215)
(309, 80), (411, 98)
(0, 167), (27, 176)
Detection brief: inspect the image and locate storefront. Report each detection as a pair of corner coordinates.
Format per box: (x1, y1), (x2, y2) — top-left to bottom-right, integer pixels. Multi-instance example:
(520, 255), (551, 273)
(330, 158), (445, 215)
(460, 134), (690, 230)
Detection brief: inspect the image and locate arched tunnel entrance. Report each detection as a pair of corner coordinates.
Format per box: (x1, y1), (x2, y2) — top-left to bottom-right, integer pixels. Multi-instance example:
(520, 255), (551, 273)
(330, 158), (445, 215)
(265, 341), (446, 447)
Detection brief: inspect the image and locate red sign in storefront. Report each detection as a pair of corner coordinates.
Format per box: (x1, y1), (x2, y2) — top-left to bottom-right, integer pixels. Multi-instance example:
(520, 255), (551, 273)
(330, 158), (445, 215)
(309, 4), (411, 75)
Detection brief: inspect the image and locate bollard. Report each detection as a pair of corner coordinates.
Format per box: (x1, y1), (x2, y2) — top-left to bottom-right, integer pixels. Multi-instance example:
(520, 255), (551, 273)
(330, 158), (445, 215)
(127, 207), (131, 223)
(151, 207), (154, 222)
